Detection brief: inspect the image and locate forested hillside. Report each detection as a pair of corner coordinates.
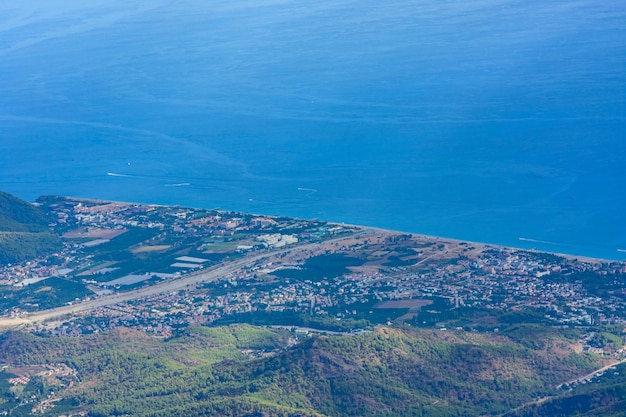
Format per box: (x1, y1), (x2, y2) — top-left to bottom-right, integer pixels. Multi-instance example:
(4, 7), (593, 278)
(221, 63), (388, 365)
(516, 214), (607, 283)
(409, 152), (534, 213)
(505, 365), (626, 417)
(0, 325), (607, 417)
(0, 192), (60, 264)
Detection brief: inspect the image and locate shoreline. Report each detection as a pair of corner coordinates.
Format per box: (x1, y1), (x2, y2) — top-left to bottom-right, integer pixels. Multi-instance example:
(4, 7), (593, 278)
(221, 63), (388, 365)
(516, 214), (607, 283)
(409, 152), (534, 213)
(36, 194), (625, 264)
(353, 223), (613, 264)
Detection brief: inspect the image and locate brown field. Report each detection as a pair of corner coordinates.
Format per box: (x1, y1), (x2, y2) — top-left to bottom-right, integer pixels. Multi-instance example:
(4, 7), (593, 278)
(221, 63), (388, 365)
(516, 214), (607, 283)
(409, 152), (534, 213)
(7, 365), (48, 378)
(132, 245), (172, 253)
(63, 227), (127, 239)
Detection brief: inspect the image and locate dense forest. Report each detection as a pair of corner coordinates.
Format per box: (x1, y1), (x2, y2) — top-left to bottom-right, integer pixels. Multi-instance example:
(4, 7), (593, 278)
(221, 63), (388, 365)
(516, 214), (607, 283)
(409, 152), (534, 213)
(0, 192), (60, 264)
(0, 324), (617, 417)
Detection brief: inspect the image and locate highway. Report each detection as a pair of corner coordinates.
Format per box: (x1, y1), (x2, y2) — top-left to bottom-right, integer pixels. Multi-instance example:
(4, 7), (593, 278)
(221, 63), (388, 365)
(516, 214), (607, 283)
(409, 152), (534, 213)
(0, 234), (358, 330)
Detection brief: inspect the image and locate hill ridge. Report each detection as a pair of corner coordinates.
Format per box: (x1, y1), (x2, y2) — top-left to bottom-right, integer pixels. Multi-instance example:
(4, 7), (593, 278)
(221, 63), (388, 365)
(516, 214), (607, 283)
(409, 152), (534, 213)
(0, 191), (60, 264)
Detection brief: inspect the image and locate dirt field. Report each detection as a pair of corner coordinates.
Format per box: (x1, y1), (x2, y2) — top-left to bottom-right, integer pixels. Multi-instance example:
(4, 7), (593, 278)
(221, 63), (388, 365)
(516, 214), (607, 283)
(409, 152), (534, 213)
(132, 245), (172, 253)
(63, 227), (127, 239)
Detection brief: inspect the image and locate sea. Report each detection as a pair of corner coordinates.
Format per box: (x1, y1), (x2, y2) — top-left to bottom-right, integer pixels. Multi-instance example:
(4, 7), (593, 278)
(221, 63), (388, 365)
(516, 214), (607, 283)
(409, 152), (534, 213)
(1, 0), (625, 260)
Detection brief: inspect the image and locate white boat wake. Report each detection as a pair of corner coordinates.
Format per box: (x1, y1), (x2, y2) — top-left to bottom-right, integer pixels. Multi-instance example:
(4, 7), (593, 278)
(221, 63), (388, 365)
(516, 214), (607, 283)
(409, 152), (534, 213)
(518, 237), (566, 246)
(165, 183), (190, 187)
(297, 187), (318, 197)
(107, 172), (134, 178)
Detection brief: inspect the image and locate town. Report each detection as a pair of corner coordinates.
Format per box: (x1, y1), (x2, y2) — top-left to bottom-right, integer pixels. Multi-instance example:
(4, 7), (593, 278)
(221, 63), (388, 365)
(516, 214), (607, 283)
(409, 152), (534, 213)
(1, 196), (626, 358)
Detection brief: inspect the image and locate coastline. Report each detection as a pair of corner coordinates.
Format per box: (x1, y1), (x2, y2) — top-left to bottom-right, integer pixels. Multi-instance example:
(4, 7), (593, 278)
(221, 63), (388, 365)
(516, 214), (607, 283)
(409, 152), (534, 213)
(41, 195), (622, 264)
(3, 192), (625, 336)
(353, 223), (612, 264)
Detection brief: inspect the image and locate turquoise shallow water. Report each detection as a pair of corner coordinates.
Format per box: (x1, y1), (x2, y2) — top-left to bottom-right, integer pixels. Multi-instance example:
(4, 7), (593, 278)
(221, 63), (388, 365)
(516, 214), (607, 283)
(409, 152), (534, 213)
(1, 0), (625, 260)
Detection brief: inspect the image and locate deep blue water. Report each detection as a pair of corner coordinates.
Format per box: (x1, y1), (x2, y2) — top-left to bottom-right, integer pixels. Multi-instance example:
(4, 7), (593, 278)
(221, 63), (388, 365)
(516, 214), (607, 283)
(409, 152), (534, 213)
(1, 0), (625, 260)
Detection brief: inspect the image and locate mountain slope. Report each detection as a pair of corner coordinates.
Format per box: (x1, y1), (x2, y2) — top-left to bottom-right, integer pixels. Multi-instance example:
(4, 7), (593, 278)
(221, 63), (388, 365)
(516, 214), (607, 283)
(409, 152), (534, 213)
(0, 191), (51, 233)
(0, 325), (604, 417)
(0, 191), (59, 264)
(504, 361), (626, 417)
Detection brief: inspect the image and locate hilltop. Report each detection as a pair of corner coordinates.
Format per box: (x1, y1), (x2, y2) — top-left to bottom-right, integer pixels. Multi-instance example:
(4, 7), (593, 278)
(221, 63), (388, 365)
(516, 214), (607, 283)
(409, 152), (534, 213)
(0, 192), (60, 264)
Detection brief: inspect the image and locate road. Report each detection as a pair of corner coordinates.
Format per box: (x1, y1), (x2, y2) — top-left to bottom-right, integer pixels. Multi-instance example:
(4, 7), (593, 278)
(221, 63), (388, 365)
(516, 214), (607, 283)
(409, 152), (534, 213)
(267, 325), (371, 337)
(0, 234), (359, 330)
(500, 357), (626, 416)
(557, 357), (626, 389)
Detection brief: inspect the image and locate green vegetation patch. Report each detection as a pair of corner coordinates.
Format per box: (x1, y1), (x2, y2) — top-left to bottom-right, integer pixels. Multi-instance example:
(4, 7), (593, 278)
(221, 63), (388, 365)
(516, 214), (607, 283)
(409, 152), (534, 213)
(0, 325), (607, 417)
(211, 310), (372, 332)
(274, 253), (364, 282)
(86, 227), (160, 255)
(506, 362), (626, 417)
(0, 231), (60, 264)
(0, 192), (51, 233)
(188, 324), (290, 350)
(0, 191), (61, 264)
(0, 277), (92, 313)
